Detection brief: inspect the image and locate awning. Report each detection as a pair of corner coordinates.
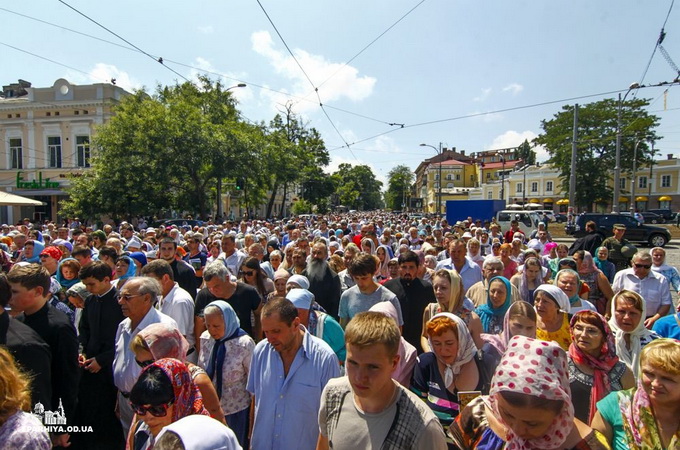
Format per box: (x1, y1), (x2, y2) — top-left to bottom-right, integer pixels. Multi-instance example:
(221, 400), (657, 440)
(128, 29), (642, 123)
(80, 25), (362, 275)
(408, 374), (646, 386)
(0, 191), (45, 206)
(556, 199), (569, 205)
(635, 196), (648, 202)
(543, 198), (554, 203)
(619, 196), (629, 202)
(12, 189), (66, 196)
(659, 196), (672, 202)
(529, 198), (540, 203)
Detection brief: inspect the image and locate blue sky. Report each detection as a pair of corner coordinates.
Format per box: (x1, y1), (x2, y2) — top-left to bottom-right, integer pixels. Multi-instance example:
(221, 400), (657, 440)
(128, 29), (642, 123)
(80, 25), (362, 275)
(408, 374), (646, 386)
(2, 1), (680, 186)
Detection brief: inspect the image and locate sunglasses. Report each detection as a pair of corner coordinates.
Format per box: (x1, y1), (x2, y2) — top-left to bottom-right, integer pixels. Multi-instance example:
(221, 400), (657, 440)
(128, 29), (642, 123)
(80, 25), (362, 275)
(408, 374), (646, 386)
(634, 263), (651, 269)
(242, 270), (255, 276)
(130, 400), (174, 417)
(135, 359), (154, 369)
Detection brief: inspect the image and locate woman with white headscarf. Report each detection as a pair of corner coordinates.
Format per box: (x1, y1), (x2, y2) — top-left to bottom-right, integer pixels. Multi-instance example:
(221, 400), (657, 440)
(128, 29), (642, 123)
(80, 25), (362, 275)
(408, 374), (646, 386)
(411, 312), (480, 433)
(534, 284), (573, 351)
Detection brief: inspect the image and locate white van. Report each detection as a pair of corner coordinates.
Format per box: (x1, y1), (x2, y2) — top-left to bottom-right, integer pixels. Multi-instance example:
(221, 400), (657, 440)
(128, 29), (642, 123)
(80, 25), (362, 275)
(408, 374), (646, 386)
(495, 210), (542, 236)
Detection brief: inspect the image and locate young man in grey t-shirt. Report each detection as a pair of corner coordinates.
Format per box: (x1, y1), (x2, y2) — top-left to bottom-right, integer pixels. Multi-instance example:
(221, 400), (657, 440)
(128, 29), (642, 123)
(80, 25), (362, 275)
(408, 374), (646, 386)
(338, 252), (403, 329)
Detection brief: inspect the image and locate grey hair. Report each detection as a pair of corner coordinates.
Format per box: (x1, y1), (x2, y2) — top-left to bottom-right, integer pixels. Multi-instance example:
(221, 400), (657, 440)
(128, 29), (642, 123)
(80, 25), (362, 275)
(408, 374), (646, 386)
(203, 260), (231, 282)
(126, 277), (161, 303)
(203, 305), (224, 317)
(483, 256), (503, 269)
(632, 251), (652, 263)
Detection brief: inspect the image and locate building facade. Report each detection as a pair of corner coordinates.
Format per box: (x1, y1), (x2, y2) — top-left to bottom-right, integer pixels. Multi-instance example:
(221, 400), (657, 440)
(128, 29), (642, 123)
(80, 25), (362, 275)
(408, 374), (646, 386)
(0, 78), (131, 224)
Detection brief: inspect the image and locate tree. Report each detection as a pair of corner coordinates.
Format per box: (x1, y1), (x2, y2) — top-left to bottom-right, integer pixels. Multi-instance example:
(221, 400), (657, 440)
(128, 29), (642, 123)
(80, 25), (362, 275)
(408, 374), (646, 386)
(332, 164), (384, 210)
(385, 165), (414, 210)
(515, 139), (536, 166)
(534, 98), (660, 211)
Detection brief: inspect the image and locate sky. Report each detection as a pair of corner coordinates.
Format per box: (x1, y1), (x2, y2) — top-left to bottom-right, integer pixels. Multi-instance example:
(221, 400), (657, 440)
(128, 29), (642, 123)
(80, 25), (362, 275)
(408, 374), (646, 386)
(2, 1), (680, 188)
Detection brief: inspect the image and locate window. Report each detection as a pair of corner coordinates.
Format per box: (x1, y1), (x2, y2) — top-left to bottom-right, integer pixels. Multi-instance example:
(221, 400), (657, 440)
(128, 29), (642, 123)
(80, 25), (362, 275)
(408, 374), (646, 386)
(9, 138), (22, 169)
(619, 178), (626, 189)
(455, 174), (461, 181)
(516, 183), (523, 193)
(486, 172), (491, 179)
(487, 191), (493, 199)
(434, 182), (439, 189)
(638, 176), (647, 189)
(446, 174), (452, 180)
(546, 181), (553, 191)
(434, 174), (439, 180)
(661, 175), (671, 188)
(76, 136), (90, 167)
(447, 183), (454, 188)
(531, 182), (538, 193)
(48, 136), (62, 168)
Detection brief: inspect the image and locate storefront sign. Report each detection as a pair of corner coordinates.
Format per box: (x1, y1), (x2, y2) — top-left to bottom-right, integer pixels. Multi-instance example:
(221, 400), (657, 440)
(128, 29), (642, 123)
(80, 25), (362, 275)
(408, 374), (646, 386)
(16, 172), (60, 189)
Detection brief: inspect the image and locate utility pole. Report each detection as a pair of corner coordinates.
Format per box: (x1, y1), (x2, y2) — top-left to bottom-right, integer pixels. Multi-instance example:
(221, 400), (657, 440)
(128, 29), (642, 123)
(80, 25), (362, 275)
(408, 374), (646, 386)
(568, 104), (578, 223)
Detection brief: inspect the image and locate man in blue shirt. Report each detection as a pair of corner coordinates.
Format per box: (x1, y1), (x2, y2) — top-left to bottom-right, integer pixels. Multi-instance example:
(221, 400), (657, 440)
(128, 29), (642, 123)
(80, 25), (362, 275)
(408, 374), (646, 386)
(435, 239), (483, 293)
(247, 297), (340, 450)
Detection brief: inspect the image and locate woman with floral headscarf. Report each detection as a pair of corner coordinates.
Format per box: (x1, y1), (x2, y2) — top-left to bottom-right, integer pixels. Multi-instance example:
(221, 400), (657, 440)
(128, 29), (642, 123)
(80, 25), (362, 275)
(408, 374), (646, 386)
(451, 336), (610, 450)
(475, 276), (512, 335)
(593, 338), (680, 450)
(422, 269), (484, 351)
(198, 300), (254, 448)
(568, 310), (634, 424)
(573, 251), (614, 316)
(411, 313), (480, 434)
(130, 323), (225, 424)
(128, 358), (210, 450)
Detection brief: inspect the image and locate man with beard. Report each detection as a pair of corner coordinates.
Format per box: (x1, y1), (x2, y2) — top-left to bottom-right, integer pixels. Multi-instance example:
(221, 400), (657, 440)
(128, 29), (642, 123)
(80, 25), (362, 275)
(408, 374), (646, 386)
(383, 250), (435, 352)
(303, 242), (342, 319)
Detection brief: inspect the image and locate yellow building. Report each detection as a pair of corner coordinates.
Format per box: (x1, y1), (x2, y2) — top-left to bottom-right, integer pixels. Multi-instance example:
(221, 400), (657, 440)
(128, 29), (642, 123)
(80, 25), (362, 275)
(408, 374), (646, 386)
(413, 149), (476, 213)
(0, 78), (131, 224)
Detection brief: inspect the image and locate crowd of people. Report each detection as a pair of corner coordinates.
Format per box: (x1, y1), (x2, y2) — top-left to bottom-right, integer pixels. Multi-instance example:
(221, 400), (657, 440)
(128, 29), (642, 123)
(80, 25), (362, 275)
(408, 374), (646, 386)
(0, 213), (679, 449)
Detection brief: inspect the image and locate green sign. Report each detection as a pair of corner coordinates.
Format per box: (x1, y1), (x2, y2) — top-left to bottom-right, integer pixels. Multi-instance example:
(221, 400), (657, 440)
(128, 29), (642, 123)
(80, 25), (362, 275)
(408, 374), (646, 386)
(16, 172), (60, 189)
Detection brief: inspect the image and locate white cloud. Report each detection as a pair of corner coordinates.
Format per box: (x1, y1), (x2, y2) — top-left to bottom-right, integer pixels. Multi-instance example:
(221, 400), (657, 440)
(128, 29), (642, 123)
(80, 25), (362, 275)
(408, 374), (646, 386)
(198, 25), (214, 34)
(502, 83), (523, 95)
(251, 30), (376, 113)
(473, 87), (492, 102)
(66, 63), (142, 92)
(486, 130), (549, 162)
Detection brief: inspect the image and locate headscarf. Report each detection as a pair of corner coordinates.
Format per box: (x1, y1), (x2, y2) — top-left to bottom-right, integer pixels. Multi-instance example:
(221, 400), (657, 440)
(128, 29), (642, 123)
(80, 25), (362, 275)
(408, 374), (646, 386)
(534, 284), (570, 313)
(361, 237), (376, 255)
(438, 269), (463, 314)
(55, 257), (79, 289)
(608, 292), (655, 372)
(480, 301), (534, 355)
(376, 244), (393, 279)
(428, 312), (477, 386)
(24, 240), (45, 263)
(138, 323), (190, 362)
(287, 274), (310, 290)
(286, 288), (314, 310)
(117, 255), (137, 280)
(519, 258), (543, 305)
(568, 311), (619, 423)
(140, 358), (209, 421)
(155, 415), (240, 450)
(487, 336), (574, 450)
(617, 339), (680, 449)
(370, 301), (417, 387)
(577, 251), (600, 275)
(129, 251), (148, 269)
(204, 301), (246, 398)
(476, 276), (512, 333)
(555, 268), (581, 305)
(592, 246), (607, 271)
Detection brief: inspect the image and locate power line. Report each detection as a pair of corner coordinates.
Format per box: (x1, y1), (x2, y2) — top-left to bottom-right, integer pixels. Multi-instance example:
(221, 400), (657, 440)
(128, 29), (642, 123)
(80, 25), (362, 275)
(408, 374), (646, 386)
(637, 0), (676, 85)
(55, 0), (190, 83)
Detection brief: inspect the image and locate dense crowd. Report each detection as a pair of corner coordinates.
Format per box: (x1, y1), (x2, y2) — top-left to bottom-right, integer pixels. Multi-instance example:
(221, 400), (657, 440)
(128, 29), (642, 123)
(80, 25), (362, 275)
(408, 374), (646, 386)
(0, 213), (679, 450)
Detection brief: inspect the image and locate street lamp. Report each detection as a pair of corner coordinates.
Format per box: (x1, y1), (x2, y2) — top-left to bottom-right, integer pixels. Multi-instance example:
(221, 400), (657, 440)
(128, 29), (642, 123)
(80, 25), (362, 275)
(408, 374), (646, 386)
(420, 143), (443, 216)
(496, 152), (506, 202)
(613, 82), (640, 214)
(216, 83), (247, 221)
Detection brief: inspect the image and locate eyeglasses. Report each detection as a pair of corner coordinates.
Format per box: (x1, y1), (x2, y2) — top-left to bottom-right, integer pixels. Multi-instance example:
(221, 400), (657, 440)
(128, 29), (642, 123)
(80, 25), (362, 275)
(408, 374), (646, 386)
(135, 359), (154, 369)
(572, 324), (602, 336)
(39, 254), (50, 259)
(117, 293), (144, 302)
(634, 263), (651, 269)
(242, 270), (255, 276)
(129, 400), (173, 417)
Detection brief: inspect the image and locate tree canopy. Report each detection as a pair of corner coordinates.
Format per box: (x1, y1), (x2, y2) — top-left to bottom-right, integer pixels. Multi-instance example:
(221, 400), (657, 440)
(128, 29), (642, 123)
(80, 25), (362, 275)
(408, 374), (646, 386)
(385, 165), (414, 210)
(331, 163), (383, 210)
(534, 98), (660, 210)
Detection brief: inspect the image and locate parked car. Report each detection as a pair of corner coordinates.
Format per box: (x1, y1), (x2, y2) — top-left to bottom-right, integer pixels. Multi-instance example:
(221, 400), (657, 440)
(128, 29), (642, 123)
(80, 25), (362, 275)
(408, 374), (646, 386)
(553, 213), (568, 223)
(621, 211), (665, 224)
(566, 213), (671, 247)
(495, 210), (542, 236)
(647, 209), (675, 221)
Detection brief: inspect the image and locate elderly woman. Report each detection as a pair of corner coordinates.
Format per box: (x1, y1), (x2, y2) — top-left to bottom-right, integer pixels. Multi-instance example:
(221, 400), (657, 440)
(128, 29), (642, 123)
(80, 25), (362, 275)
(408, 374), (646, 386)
(556, 269), (597, 314)
(411, 313), (480, 432)
(534, 284), (573, 351)
(594, 246), (616, 283)
(198, 301), (255, 448)
(130, 323), (225, 423)
(573, 250), (614, 316)
(568, 310), (634, 424)
(451, 336), (609, 449)
(499, 243), (517, 279)
(608, 290), (660, 374)
(479, 300), (536, 394)
(128, 358), (210, 450)
(422, 269), (484, 350)
(651, 246), (680, 299)
(510, 257), (544, 304)
(475, 276), (512, 335)
(467, 238), (485, 268)
(592, 338), (680, 449)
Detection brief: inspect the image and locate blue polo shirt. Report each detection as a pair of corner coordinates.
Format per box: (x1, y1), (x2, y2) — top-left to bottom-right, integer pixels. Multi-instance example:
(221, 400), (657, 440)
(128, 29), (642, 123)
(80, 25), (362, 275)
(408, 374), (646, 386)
(247, 326), (340, 450)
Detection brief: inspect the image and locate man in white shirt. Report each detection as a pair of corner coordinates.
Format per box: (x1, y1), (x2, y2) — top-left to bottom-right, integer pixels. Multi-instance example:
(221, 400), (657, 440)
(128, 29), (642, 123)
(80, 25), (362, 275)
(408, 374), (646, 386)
(112, 277), (177, 436)
(141, 260), (196, 362)
(435, 239), (483, 293)
(612, 251), (672, 329)
(219, 234), (246, 277)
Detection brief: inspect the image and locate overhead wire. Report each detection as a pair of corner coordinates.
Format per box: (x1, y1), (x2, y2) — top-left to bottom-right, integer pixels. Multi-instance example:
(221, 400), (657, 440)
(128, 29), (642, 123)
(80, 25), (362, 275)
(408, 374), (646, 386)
(636, 0), (676, 88)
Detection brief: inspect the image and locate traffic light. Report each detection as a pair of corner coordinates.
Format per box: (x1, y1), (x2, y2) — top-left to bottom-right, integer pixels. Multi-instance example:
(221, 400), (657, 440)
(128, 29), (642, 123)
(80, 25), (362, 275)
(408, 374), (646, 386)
(236, 178), (244, 190)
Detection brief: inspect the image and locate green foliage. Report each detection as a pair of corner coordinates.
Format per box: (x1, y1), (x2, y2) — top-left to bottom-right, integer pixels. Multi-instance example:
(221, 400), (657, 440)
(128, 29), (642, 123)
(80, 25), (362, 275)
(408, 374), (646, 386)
(385, 165), (414, 210)
(516, 139), (536, 166)
(534, 98), (660, 211)
(291, 198), (313, 215)
(332, 163), (384, 210)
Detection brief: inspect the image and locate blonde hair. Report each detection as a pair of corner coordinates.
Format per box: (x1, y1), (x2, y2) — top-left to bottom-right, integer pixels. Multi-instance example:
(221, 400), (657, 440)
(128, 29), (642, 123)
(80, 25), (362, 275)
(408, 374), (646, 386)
(345, 311), (400, 358)
(0, 347), (32, 420)
(640, 338), (680, 376)
(129, 333), (151, 355)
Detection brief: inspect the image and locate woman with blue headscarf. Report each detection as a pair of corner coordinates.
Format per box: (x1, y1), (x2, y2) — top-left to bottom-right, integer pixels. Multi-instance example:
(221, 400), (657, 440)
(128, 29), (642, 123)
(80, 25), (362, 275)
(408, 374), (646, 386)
(112, 255), (136, 289)
(475, 276), (512, 334)
(197, 300), (255, 448)
(19, 239), (45, 263)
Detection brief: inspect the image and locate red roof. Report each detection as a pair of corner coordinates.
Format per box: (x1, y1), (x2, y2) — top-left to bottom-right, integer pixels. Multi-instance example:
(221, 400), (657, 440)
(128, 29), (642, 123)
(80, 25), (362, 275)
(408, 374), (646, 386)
(429, 159), (469, 167)
(481, 160), (520, 170)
